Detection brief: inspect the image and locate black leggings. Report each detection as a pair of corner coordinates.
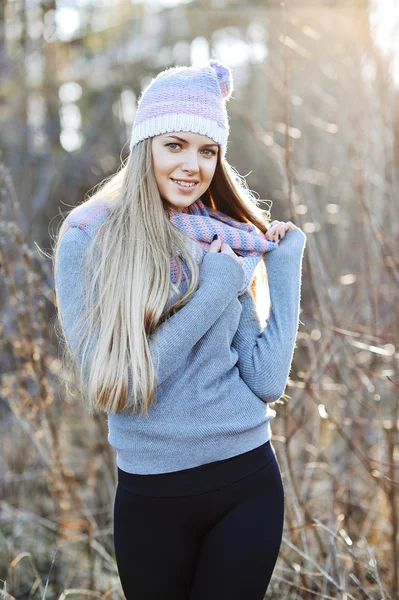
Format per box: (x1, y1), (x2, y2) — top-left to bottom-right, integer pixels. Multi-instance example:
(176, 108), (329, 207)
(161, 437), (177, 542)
(113, 440), (284, 600)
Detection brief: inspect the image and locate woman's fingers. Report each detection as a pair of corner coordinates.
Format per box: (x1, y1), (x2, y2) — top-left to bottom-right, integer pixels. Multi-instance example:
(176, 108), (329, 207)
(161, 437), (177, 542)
(265, 220), (297, 242)
(208, 239), (243, 266)
(221, 243), (244, 266)
(208, 238), (222, 253)
(265, 221), (283, 242)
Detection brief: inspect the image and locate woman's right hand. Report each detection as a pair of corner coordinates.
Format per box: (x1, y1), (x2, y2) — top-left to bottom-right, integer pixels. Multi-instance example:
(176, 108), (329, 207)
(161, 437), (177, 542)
(208, 237), (244, 267)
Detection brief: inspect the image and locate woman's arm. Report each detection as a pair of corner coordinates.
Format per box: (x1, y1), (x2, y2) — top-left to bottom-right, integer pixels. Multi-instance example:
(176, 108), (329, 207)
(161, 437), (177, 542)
(232, 227), (307, 403)
(55, 225), (245, 387)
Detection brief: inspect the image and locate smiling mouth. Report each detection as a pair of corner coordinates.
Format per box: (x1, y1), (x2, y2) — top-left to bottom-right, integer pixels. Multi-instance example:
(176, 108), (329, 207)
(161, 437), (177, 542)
(170, 179), (200, 191)
(171, 178), (199, 184)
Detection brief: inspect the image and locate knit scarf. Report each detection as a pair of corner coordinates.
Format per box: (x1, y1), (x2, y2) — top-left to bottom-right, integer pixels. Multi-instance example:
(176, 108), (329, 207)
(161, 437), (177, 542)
(67, 198), (278, 296)
(168, 199), (278, 294)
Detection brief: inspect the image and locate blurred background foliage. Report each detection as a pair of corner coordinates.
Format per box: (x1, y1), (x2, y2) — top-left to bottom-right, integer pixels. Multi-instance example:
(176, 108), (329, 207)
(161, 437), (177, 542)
(0, 0), (398, 598)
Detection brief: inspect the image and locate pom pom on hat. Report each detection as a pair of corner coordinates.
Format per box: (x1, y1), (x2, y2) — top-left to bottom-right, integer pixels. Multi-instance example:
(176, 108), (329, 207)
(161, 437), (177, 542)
(209, 59), (234, 101)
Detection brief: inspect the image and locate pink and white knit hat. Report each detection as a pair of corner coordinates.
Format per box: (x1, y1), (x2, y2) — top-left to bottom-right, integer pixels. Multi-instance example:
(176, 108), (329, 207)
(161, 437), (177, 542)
(129, 59), (234, 156)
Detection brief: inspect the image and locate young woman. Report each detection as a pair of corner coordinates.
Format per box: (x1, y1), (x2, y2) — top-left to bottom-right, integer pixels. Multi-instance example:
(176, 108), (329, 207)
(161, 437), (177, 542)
(53, 59), (307, 599)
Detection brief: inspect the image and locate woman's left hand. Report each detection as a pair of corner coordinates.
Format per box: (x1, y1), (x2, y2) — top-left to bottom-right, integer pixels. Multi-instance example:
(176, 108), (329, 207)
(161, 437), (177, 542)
(265, 220), (298, 243)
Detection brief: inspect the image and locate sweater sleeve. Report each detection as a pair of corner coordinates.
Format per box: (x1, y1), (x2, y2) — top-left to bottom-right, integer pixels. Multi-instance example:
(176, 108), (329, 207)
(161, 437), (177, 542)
(232, 227), (307, 403)
(55, 225), (245, 389)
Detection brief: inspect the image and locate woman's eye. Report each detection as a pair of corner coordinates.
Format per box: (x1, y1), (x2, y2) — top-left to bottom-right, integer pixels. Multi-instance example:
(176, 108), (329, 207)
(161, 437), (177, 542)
(165, 143), (216, 156)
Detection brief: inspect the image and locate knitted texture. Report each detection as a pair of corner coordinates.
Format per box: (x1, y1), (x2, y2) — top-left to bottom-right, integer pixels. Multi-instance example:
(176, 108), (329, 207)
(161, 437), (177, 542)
(67, 199), (278, 297)
(130, 59), (234, 156)
(56, 200), (307, 474)
(169, 199), (277, 294)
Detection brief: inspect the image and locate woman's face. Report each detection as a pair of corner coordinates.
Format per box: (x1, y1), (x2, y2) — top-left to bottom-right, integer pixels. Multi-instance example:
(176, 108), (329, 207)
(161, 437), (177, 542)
(151, 131), (219, 212)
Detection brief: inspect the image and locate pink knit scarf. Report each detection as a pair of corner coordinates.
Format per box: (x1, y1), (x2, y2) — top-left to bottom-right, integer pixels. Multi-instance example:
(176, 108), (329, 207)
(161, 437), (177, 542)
(67, 198), (277, 295)
(168, 199), (277, 294)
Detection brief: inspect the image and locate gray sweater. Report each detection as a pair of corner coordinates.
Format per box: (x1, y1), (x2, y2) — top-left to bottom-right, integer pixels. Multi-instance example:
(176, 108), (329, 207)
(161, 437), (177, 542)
(55, 205), (307, 474)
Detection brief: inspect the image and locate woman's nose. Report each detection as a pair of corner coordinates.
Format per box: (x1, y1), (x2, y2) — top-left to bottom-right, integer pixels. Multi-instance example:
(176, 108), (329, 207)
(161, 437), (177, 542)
(182, 154), (199, 172)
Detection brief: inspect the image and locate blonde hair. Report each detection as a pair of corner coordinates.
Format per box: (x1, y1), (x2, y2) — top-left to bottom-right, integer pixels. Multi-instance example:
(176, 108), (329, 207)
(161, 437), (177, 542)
(53, 138), (272, 416)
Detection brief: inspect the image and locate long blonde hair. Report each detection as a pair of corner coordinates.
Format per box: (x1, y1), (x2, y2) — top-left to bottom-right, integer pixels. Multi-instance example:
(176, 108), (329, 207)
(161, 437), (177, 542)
(53, 138), (272, 416)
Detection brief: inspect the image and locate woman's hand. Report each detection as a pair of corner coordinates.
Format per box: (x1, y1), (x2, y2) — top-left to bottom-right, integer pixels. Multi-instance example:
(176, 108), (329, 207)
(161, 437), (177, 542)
(265, 220), (298, 243)
(209, 237), (244, 266)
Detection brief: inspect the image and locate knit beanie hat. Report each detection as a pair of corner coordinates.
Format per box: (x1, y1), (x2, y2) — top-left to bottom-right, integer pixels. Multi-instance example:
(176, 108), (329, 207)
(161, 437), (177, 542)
(129, 59), (234, 157)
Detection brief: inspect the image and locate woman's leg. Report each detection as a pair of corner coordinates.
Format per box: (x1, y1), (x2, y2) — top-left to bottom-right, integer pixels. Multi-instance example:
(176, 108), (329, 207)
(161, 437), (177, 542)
(113, 485), (202, 600)
(189, 455), (285, 600)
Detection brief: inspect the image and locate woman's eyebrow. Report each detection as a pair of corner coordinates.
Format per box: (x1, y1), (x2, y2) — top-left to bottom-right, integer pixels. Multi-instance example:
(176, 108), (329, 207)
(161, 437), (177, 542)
(164, 135), (218, 148)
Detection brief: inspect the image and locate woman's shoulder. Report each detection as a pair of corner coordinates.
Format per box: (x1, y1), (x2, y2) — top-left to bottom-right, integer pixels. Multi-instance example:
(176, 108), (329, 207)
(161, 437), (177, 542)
(66, 199), (111, 238)
(57, 202), (109, 273)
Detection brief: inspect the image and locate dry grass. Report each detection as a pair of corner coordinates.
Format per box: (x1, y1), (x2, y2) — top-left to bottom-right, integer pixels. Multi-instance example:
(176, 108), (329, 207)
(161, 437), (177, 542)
(0, 164), (121, 598)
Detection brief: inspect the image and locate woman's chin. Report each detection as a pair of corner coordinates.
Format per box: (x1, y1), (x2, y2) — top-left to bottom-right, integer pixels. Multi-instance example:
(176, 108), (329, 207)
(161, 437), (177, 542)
(166, 196), (200, 211)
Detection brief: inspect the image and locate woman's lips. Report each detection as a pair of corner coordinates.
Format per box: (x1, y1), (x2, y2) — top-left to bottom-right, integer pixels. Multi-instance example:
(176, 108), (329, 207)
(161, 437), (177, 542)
(170, 179), (200, 193)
